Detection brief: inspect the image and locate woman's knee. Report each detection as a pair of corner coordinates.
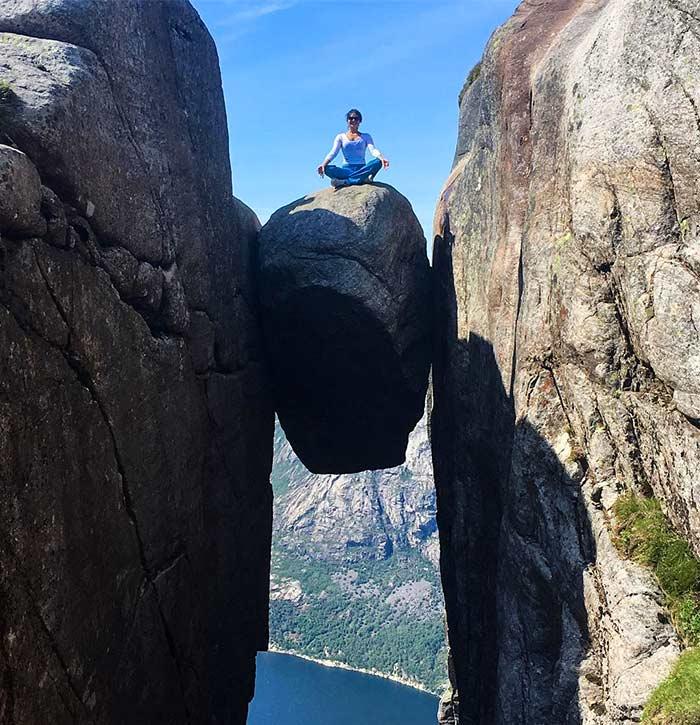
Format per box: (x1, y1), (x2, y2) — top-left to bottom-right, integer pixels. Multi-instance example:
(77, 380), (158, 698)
(325, 165), (344, 179)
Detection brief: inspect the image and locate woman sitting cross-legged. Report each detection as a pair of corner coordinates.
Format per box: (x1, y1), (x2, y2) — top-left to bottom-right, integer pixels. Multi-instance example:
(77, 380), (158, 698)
(317, 108), (390, 189)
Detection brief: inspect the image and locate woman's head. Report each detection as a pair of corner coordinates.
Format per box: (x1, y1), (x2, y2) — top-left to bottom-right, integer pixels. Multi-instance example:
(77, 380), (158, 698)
(346, 108), (362, 127)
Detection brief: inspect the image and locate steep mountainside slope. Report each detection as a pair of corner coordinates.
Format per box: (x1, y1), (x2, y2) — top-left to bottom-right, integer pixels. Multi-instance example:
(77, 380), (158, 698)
(0, 2), (272, 723)
(432, 0), (699, 722)
(270, 415), (448, 692)
(274, 414), (438, 564)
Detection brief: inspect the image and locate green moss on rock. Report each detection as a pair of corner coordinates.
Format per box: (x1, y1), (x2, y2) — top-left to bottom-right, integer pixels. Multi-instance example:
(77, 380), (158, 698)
(466, 61), (482, 88)
(0, 80), (15, 127)
(643, 648), (700, 724)
(458, 62), (482, 106)
(613, 493), (700, 723)
(613, 492), (700, 646)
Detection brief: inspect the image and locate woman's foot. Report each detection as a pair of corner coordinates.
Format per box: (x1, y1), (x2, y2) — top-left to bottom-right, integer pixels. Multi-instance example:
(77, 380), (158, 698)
(330, 179), (348, 188)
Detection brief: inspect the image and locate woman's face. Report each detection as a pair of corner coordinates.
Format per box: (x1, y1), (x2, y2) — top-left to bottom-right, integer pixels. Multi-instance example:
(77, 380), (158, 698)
(347, 114), (361, 131)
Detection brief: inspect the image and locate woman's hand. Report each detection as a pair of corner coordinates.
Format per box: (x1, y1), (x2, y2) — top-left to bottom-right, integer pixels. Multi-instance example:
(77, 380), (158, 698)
(382, 158), (390, 169)
(317, 164), (326, 177)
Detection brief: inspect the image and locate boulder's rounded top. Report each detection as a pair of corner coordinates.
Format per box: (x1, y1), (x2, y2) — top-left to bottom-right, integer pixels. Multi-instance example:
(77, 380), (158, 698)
(268, 182), (414, 225)
(259, 182), (426, 264)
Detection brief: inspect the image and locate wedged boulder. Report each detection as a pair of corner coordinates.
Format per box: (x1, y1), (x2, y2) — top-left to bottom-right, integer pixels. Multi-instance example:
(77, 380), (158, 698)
(258, 183), (431, 474)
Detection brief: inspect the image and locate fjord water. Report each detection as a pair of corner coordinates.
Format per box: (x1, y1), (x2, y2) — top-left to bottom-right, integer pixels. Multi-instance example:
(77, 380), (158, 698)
(248, 652), (439, 724)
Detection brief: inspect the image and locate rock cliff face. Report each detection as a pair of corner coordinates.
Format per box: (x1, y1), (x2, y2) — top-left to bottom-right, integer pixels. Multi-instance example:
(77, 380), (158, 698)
(257, 184), (432, 474)
(432, 0), (699, 722)
(0, 2), (272, 723)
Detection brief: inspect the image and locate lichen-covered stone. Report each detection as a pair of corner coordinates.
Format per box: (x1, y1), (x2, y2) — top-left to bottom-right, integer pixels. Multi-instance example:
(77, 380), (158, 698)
(258, 183), (431, 474)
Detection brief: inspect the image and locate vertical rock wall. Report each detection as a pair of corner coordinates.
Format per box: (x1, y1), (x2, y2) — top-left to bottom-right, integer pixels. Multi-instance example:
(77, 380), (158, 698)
(432, 0), (699, 722)
(0, 2), (273, 723)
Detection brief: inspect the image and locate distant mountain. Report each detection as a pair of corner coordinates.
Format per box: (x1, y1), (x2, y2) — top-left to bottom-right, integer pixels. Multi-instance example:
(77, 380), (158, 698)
(273, 414), (439, 564)
(269, 414), (447, 693)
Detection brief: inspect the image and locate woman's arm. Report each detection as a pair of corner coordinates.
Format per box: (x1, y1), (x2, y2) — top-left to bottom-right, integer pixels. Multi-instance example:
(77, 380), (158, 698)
(364, 133), (390, 169)
(318, 134), (342, 175)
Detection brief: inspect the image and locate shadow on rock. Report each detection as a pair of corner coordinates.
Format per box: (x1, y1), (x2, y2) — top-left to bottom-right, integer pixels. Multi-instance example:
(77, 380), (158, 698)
(431, 220), (593, 725)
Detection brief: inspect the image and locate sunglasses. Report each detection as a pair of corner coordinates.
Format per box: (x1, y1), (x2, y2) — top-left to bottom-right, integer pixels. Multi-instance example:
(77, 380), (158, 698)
(347, 116), (360, 122)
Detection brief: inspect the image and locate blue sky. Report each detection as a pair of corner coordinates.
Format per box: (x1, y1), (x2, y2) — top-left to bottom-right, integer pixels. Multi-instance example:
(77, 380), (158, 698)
(191, 0), (519, 244)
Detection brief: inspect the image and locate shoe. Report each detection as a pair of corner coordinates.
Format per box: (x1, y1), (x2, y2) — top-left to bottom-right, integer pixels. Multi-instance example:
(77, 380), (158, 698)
(331, 179), (348, 188)
(368, 175), (374, 183)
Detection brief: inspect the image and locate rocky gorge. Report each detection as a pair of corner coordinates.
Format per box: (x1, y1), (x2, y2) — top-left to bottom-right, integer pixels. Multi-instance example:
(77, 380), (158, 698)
(1, 0), (699, 724)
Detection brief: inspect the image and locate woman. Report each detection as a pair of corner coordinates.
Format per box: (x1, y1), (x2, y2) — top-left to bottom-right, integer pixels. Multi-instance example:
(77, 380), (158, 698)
(317, 109), (390, 188)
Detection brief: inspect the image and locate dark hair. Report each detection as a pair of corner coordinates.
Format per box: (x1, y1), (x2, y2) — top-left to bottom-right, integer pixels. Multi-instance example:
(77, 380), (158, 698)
(346, 108), (362, 122)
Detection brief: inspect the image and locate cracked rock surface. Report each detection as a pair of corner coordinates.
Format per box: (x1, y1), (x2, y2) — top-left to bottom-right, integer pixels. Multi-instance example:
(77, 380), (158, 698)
(0, 2), (273, 723)
(257, 183), (432, 474)
(432, 0), (698, 723)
